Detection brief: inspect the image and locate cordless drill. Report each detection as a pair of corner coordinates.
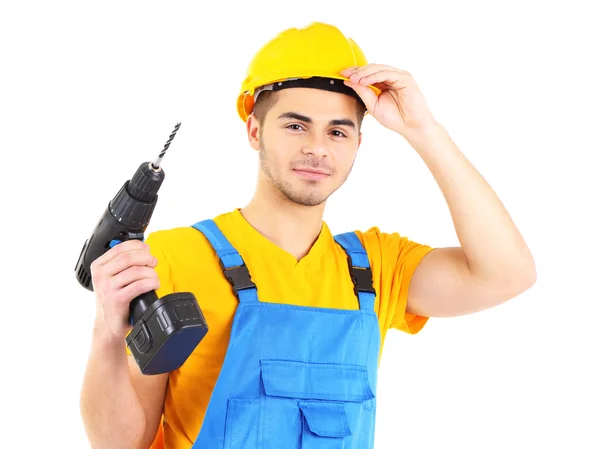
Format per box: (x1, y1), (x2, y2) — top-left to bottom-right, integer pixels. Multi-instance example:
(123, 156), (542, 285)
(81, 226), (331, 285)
(74, 123), (209, 375)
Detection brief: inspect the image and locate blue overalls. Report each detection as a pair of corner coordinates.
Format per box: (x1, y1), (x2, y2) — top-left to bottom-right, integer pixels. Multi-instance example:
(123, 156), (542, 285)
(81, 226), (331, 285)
(189, 219), (381, 449)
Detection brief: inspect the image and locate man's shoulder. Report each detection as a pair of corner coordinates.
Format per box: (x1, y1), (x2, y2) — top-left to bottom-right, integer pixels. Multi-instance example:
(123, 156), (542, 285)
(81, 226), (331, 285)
(145, 209), (238, 255)
(335, 225), (387, 251)
(334, 225), (433, 262)
(146, 225), (203, 245)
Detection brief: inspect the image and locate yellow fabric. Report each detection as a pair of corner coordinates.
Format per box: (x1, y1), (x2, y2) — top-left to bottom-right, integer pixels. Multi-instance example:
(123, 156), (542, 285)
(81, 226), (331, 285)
(237, 21), (380, 121)
(138, 208), (434, 449)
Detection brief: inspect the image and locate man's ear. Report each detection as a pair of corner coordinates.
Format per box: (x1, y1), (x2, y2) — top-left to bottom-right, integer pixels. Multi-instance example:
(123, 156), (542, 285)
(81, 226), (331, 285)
(246, 114), (261, 151)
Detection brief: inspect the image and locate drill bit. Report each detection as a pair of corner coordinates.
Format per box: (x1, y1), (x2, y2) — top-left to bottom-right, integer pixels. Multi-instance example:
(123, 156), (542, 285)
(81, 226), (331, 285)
(152, 122), (181, 170)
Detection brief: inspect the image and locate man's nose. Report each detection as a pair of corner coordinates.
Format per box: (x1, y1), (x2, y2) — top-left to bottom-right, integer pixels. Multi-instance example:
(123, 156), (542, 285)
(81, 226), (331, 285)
(301, 132), (328, 157)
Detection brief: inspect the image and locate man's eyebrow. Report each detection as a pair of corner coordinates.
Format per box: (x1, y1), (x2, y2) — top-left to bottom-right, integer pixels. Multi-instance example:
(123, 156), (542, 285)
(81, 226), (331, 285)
(277, 112), (356, 129)
(329, 118), (356, 129)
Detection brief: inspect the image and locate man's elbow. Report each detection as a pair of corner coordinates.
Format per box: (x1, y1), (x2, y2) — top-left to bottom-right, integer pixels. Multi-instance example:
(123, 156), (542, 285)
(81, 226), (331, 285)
(518, 255), (537, 290)
(502, 263), (537, 299)
(475, 262), (537, 310)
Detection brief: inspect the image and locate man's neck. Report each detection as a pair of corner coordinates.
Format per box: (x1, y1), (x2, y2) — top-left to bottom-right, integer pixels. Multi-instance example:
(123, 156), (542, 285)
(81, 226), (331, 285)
(240, 193), (326, 261)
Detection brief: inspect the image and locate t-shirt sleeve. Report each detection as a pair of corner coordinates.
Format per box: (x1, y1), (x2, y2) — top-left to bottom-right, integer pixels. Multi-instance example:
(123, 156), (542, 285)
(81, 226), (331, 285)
(125, 230), (175, 355)
(355, 226), (435, 335)
(145, 231), (176, 299)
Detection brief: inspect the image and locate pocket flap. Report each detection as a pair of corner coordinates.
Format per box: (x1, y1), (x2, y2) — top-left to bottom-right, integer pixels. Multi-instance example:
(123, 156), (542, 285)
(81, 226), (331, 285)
(299, 401), (351, 438)
(260, 360), (374, 402)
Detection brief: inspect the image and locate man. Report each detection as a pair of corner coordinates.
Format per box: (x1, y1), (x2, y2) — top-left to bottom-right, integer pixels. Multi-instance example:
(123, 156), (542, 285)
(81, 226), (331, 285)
(80, 22), (536, 449)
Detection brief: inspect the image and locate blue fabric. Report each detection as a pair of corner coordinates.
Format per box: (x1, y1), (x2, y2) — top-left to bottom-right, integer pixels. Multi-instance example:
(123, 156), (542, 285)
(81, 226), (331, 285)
(193, 219), (259, 304)
(190, 219), (380, 449)
(192, 219), (246, 269)
(334, 232), (376, 313)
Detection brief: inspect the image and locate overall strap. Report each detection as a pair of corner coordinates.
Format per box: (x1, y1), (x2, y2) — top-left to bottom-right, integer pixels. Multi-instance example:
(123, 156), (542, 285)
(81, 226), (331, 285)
(191, 219), (259, 304)
(334, 232), (376, 312)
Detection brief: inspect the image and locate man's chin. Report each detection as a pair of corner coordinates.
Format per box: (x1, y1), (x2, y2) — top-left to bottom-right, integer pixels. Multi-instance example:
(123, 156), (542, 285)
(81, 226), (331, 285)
(283, 189), (328, 207)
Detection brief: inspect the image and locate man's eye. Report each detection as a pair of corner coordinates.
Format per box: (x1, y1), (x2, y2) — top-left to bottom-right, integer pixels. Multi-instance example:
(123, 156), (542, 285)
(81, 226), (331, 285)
(287, 124), (303, 130)
(332, 130), (346, 138)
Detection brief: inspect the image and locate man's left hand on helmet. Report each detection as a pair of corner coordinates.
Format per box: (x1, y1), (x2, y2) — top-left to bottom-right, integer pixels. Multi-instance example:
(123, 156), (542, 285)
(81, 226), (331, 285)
(341, 64), (439, 142)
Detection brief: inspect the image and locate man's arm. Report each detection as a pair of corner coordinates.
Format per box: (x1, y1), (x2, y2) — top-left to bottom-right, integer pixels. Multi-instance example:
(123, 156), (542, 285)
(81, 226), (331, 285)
(405, 124), (537, 317)
(80, 322), (168, 449)
(80, 239), (169, 449)
(342, 66), (535, 316)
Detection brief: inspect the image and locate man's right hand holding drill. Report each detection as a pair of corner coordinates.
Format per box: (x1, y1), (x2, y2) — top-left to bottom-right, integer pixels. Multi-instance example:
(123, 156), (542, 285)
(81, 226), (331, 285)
(91, 240), (160, 341)
(80, 239), (168, 449)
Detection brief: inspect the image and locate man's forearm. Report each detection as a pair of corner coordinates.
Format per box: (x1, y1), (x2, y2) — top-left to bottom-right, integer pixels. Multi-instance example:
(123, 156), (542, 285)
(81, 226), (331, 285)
(407, 123), (536, 289)
(80, 328), (146, 449)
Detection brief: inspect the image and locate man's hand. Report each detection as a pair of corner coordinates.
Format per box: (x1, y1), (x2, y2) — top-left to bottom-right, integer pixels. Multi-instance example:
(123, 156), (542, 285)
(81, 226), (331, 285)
(341, 64), (438, 142)
(90, 239), (160, 341)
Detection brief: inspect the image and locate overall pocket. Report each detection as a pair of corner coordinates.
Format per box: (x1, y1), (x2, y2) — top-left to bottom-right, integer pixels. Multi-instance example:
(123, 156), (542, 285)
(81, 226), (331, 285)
(259, 359), (375, 449)
(299, 400), (351, 449)
(223, 398), (260, 449)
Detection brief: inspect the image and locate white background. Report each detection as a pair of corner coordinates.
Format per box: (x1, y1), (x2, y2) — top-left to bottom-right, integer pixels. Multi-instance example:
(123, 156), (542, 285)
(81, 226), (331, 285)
(1, 0), (599, 447)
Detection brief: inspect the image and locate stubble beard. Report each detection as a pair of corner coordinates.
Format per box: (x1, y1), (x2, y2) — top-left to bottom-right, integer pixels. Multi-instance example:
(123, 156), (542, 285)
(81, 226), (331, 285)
(258, 138), (344, 207)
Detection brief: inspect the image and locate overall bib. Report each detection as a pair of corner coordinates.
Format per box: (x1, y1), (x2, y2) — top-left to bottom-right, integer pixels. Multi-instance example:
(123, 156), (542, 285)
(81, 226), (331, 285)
(189, 219), (381, 449)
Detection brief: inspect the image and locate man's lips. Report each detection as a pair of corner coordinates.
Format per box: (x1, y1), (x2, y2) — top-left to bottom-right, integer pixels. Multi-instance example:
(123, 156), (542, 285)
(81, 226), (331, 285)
(293, 168), (331, 179)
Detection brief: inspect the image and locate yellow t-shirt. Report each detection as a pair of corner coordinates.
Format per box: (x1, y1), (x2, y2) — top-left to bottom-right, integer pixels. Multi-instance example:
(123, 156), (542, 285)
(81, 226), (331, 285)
(139, 208), (434, 449)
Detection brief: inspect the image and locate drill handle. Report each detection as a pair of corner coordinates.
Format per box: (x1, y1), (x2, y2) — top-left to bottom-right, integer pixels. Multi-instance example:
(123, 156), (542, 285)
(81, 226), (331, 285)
(75, 203), (146, 292)
(129, 290), (159, 325)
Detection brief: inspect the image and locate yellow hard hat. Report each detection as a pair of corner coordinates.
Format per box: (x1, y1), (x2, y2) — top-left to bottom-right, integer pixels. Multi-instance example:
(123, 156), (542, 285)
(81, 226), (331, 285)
(237, 22), (379, 122)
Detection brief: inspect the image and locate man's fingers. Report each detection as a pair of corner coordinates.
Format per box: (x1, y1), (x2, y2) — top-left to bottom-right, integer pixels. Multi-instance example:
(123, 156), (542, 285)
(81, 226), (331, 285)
(110, 265), (159, 291)
(342, 65), (412, 88)
(343, 80), (378, 111)
(101, 249), (158, 278)
(91, 239), (150, 270)
(352, 70), (410, 90)
(115, 278), (161, 307)
(344, 64), (409, 77)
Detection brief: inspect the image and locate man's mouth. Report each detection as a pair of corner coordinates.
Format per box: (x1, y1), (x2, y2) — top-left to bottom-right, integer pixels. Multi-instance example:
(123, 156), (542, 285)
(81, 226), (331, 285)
(293, 168), (330, 180)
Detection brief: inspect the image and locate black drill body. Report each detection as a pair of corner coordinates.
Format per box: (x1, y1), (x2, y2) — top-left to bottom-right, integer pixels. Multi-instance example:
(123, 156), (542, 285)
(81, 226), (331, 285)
(74, 124), (208, 375)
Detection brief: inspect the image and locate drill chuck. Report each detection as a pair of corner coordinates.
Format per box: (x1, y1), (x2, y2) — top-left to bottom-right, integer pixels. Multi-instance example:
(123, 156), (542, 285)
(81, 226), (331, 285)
(128, 162), (164, 203)
(110, 162), (165, 229)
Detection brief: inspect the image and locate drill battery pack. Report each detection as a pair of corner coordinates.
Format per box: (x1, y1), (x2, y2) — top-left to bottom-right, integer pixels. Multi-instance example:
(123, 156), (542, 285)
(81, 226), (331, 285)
(126, 291), (209, 375)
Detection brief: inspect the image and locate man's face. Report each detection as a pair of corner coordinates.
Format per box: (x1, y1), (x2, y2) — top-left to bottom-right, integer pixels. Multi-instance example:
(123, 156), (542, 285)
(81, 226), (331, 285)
(250, 87), (363, 207)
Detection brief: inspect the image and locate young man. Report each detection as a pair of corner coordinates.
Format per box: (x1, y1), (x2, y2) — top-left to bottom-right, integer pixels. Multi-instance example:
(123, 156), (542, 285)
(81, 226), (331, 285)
(80, 22), (536, 449)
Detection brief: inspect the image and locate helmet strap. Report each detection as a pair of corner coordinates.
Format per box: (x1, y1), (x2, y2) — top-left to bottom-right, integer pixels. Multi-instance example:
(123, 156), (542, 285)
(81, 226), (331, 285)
(253, 76), (365, 108)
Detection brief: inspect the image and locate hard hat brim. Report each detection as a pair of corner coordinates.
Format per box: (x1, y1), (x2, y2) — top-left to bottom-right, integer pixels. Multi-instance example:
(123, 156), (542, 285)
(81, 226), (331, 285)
(237, 74), (380, 122)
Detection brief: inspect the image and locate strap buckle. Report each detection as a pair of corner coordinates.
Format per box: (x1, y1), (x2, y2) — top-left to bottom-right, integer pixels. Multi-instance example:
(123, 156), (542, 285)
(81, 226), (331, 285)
(346, 256), (376, 296)
(219, 260), (257, 296)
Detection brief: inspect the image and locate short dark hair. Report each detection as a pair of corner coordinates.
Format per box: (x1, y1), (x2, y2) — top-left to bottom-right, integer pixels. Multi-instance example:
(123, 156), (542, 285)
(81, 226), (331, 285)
(252, 90), (367, 128)
(252, 91), (279, 125)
